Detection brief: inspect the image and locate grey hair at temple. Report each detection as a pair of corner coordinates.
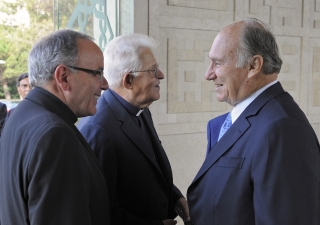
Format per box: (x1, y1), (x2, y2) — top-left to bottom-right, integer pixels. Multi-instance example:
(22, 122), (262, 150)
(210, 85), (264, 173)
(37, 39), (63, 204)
(28, 29), (94, 87)
(236, 18), (283, 75)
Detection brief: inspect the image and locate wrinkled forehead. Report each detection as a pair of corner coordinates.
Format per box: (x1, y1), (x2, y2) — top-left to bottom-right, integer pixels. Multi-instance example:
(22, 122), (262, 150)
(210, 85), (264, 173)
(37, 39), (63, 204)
(77, 39), (103, 66)
(209, 29), (239, 62)
(139, 48), (157, 67)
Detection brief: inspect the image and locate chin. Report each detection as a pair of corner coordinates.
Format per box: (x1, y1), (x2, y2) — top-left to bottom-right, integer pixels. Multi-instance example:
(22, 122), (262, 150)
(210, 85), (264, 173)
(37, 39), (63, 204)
(151, 98), (159, 103)
(153, 94), (161, 100)
(83, 108), (97, 117)
(216, 97), (224, 102)
(89, 109), (97, 116)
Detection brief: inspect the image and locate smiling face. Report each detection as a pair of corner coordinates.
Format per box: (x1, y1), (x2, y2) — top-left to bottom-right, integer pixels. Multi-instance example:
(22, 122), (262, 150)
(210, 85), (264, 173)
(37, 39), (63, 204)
(129, 48), (164, 108)
(70, 39), (108, 117)
(205, 23), (253, 106)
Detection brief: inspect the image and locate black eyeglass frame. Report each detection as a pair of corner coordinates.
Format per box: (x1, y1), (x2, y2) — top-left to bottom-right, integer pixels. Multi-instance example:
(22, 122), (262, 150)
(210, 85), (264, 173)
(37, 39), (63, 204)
(129, 64), (160, 79)
(66, 65), (104, 81)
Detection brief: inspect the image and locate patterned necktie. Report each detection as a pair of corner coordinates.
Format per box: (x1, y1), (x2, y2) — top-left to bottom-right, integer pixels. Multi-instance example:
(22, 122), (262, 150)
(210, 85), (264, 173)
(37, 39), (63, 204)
(218, 112), (232, 141)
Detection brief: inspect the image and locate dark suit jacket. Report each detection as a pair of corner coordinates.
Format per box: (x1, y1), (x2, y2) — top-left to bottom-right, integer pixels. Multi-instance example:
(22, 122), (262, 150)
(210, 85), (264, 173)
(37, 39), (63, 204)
(187, 82), (320, 225)
(0, 102), (7, 137)
(77, 89), (183, 225)
(0, 87), (110, 225)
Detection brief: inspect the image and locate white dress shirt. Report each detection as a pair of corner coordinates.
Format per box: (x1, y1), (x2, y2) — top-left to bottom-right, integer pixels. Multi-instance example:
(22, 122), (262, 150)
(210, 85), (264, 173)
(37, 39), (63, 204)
(231, 80), (278, 123)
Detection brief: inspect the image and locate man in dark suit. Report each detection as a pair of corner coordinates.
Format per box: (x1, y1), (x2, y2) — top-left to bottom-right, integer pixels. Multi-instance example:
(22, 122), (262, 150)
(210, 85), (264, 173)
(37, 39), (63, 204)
(77, 34), (191, 225)
(0, 29), (110, 224)
(0, 102), (7, 136)
(187, 18), (320, 224)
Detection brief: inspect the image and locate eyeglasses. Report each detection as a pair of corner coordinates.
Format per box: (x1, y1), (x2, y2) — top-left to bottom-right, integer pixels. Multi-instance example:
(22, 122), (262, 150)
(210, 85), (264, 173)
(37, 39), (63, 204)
(129, 64), (160, 79)
(66, 65), (104, 81)
(19, 84), (31, 89)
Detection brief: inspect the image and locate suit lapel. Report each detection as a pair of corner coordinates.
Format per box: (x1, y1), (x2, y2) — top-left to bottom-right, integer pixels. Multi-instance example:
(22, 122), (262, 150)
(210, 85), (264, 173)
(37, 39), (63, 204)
(142, 109), (173, 185)
(105, 90), (162, 171)
(194, 118), (251, 182)
(121, 115), (161, 168)
(192, 82), (286, 184)
(141, 110), (172, 192)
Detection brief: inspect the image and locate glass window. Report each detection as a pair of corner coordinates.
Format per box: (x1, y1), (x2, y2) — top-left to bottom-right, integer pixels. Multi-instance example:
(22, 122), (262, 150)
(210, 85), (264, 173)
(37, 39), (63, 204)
(53, 0), (118, 51)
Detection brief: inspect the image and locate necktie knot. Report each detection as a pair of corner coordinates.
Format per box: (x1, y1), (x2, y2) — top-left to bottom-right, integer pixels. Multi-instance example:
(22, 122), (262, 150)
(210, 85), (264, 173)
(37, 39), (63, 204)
(218, 112), (232, 141)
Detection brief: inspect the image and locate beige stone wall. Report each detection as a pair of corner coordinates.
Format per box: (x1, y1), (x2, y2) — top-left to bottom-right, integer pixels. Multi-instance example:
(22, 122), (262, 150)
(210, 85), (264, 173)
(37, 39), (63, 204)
(129, 0), (320, 224)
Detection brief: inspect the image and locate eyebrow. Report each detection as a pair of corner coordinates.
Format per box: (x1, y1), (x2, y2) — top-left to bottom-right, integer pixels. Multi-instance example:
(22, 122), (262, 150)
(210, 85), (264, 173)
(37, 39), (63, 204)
(209, 55), (227, 63)
(149, 63), (158, 69)
(96, 66), (104, 71)
(208, 54), (220, 60)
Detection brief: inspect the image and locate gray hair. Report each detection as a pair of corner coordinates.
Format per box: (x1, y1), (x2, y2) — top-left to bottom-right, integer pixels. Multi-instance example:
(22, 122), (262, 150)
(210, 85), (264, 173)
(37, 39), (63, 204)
(28, 29), (94, 87)
(236, 18), (283, 74)
(104, 33), (159, 89)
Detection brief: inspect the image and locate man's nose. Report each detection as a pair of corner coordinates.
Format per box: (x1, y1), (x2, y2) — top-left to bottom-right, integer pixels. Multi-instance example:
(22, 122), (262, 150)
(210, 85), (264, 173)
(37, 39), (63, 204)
(157, 69), (165, 79)
(100, 76), (109, 90)
(205, 64), (216, 80)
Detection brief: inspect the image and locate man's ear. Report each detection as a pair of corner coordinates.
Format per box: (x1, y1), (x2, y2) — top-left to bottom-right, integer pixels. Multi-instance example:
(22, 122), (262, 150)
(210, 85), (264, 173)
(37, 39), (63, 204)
(122, 73), (134, 89)
(248, 55), (263, 78)
(54, 65), (70, 91)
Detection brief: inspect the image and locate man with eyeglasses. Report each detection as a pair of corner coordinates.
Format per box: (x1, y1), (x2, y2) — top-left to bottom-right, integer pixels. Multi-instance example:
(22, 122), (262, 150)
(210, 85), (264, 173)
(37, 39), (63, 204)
(0, 29), (110, 225)
(16, 73), (32, 100)
(5, 73), (32, 119)
(78, 34), (192, 225)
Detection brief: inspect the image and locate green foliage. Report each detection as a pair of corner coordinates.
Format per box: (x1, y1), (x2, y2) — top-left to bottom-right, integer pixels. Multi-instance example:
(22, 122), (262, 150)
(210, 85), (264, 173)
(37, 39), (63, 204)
(0, 0), (104, 98)
(0, 78), (19, 99)
(0, 0), (54, 98)
(0, 25), (29, 78)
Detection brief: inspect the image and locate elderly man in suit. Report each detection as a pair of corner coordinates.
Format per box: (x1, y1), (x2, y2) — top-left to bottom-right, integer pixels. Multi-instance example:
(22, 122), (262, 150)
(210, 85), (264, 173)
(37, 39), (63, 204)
(0, 29), (110, 225)
(77, 34), (191, 225)
(187, 18), (320, 225)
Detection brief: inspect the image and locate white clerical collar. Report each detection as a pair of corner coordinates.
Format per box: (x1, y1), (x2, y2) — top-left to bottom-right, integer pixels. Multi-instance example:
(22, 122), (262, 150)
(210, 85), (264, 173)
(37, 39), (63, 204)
(136, 109), (144, 116)
(231, 80), (278, 123)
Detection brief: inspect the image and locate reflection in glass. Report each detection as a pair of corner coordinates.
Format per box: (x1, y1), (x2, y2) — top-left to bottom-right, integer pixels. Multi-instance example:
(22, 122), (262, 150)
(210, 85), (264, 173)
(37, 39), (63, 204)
(54, 0), (117, 51)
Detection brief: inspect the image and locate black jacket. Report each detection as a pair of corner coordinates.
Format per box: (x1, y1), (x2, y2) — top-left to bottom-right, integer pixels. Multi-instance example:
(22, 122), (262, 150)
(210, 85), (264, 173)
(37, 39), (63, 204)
(0, 87), (110, 225)
(78, 89), (183, 225)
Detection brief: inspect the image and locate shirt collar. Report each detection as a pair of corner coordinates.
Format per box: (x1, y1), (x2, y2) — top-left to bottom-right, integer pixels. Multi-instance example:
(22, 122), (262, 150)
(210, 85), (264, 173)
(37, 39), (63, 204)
(26, 87), (78, 125)
(231, 80), (278, 123)
(109, 89), (143, 116)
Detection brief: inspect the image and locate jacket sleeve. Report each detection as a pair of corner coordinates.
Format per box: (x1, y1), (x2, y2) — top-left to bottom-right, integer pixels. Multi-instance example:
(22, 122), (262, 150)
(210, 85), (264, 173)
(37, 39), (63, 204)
(172, 184), (184, 204)
(252, 117), (320, 224)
